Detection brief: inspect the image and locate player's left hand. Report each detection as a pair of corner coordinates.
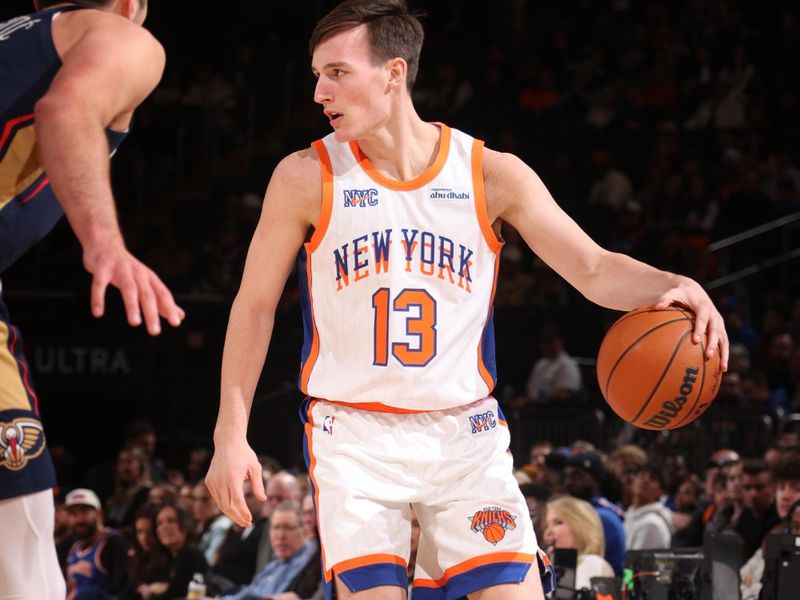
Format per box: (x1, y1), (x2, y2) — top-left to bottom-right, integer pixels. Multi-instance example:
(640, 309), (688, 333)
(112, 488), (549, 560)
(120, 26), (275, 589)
(654, 280), (728, 371)
(82, 239), (185, 335)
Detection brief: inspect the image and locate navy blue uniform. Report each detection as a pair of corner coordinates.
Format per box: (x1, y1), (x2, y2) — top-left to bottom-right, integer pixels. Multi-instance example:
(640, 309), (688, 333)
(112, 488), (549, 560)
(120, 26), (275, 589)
(0, 5), (128, 500)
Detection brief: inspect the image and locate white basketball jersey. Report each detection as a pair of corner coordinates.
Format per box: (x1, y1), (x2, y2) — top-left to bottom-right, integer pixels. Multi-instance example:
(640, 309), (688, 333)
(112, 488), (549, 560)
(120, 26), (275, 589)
(298, 124), (502, 411)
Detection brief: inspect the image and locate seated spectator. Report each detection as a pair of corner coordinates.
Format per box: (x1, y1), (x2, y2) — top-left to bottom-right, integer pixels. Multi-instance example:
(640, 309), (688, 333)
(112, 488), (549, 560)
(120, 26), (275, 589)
(707, 459), (744, 534)
(218, 501), (320, 600)
(105, 447), (152, 535)
(564, 452), (626, 575)
(520, 325), (582, 404)
(255, 471), (303, 573)
(735, 459), (779, 561)
(65, 488), (130, 599)
(520, 483), (552, 542)
(543, 495), (614, 591)
(135, 502), (207, 600)
(124, 420), (166, 484)
(741, 455), (800, 599)
(122, 504), (160, 600)
(192, 482), (232, 567)
(610, 444), (648, 508)
(148, 483), (178, 508)
(624, 465), (674, 550)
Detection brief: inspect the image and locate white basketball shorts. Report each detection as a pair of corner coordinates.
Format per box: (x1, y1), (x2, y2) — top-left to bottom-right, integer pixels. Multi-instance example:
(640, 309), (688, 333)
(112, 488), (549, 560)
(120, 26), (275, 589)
(301, 396), (551, 599)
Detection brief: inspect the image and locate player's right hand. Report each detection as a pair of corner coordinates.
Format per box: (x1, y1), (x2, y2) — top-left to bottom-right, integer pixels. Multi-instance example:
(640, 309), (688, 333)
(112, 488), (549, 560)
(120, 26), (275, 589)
(205, 439), (266, 528)
(83, 240), (185, 335)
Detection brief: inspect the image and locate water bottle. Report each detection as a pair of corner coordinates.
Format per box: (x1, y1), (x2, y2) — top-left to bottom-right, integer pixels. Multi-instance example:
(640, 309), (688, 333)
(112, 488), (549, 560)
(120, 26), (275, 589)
(186, 572), (207, 598)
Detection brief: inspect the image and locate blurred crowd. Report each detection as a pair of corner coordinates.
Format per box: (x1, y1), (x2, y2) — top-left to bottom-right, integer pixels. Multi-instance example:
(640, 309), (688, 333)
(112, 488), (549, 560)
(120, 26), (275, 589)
(4, 0), (800, 598)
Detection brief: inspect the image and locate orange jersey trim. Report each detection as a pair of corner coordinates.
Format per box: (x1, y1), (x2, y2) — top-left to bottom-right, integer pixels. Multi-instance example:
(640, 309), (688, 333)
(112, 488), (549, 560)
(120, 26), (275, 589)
(471, 140), (502, 252)
(334, 553), (408, 575)
(413, 552), (535, 588)
(349, 124), (451, 191)
(308, 140), (334, 253)
(299, 251), (320, 393)
(321, 399), (431, 414)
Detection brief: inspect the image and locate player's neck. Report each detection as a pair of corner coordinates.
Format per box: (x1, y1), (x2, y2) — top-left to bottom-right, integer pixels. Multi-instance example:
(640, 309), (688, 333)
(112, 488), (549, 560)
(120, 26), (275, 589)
(354, 103), (442, 183)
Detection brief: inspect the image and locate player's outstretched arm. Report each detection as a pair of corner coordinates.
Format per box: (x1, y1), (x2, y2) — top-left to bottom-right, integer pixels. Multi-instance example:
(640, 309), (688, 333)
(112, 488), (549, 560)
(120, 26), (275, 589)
(206, 149), (320, 528)
(484, 149), (728, 370)
(34, 13), (182, 334)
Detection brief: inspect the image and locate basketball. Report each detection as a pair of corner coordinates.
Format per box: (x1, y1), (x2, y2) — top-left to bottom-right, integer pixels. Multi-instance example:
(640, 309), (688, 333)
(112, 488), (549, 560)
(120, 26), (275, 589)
(483, 522), (506, 545)
(596, 305), (722, 430)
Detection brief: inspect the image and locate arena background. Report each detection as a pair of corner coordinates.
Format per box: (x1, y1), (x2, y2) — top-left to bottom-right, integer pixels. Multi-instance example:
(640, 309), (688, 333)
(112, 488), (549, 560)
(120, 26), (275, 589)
(2, 0), (799, 481)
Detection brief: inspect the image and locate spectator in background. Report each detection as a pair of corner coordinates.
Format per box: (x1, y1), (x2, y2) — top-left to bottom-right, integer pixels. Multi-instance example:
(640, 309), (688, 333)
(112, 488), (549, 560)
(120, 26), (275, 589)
(564, 453), (626, 575)
(520, 483), (553, 543)
(735, 459), (779, 561)
(624, 466), (674, 550)
(125, 420), (166, 484)
(740, 455), (800, 599)
(186, 447), (213, 484)
(105, 447), (152, 535)
(192, 482), (232, 567)
(218, 501), (319, 600)
(65, 488), (130, 599)
(148, 483), (178, 508)
(123, 504), (160, 600)
(136, 502), (207, 600)
(543, 496), (614, 591)
(707, 459), (745, 535)
(519, 325), (582, 405)
(255, 471), (303, 573)
(610, 444), (648, 508)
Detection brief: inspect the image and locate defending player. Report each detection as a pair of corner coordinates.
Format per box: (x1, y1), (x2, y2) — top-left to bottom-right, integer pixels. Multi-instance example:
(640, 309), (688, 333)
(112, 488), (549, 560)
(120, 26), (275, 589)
(205, 1), (728, 599)
(0, 2), (183, 597)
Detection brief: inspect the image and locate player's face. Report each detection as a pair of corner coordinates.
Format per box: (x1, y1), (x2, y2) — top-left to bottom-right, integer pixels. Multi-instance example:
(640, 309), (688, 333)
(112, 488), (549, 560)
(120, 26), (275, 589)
(543, 509), (576, 551)
(312, 25), (393, 142)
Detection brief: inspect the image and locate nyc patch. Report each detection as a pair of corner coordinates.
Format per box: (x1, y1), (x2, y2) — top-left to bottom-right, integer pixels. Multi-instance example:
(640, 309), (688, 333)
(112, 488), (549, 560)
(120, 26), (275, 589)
(343, 188), (379, 207)
(469, 410), (496, 434)
(322, 415), (335, 435)
(468, 506), (517, 545)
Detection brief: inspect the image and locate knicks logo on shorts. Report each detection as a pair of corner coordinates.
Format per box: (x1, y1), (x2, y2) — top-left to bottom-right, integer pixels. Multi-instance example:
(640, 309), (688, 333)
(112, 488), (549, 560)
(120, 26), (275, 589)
(468, 506), (517, 545)
(0, 417), (45, 471)
(468, 410), (496, 434)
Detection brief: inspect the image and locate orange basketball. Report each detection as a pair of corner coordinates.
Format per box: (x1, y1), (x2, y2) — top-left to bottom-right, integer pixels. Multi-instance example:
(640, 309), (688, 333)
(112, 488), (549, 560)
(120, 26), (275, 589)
(483, 522), (506, 545)
(596, 305), (722, 430)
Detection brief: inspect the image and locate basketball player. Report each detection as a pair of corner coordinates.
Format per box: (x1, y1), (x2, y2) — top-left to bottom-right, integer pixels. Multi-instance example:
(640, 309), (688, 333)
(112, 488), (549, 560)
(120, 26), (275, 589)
(0, 2), (183, 598)
(205, 1), (729, 599)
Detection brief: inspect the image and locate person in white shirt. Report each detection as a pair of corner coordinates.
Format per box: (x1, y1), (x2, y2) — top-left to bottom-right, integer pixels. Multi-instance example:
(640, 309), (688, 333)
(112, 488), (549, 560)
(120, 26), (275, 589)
(624, 465), (674, 550)
(524, 325), (582, 403)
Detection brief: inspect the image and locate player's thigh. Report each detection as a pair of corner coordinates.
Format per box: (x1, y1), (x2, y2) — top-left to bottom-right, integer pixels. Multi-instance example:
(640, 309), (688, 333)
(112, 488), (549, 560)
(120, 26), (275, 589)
(335, 576), (407, 600)
(0, 490), (65, 600)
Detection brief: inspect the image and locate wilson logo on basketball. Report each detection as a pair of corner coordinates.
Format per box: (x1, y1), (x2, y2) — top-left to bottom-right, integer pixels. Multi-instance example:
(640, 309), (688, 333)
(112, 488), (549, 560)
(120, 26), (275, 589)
(643, 366), (699, 429)
(468, 506), (516, 545)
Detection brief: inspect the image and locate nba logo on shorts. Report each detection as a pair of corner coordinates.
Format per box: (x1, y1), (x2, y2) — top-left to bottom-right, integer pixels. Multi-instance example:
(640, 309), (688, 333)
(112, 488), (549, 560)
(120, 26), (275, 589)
(323, 415), (335, 434)
(468, 506), (517, 545)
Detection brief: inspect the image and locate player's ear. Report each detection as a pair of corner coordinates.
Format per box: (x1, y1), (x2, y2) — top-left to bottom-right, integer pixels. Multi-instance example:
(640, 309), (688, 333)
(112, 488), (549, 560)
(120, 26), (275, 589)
(387, 57), (407, 92)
